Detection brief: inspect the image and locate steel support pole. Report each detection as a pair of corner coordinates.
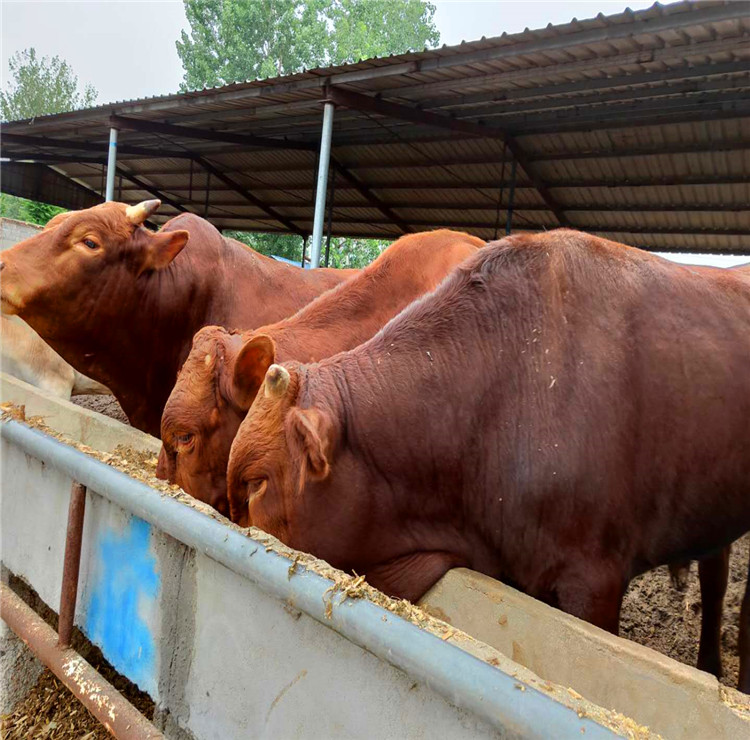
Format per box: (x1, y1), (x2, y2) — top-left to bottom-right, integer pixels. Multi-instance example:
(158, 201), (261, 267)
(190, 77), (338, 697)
(105, 127), (118, 201)
(324, 166), (337, 268)
(505, 157), (517, 236)
(1, 584), (164, 740)
(58, 482), (86, 648)
(309, 102), (335, 269)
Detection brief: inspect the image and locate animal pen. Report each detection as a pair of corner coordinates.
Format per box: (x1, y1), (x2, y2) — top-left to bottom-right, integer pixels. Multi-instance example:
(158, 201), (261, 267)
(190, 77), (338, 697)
(2, 1), (750, 737)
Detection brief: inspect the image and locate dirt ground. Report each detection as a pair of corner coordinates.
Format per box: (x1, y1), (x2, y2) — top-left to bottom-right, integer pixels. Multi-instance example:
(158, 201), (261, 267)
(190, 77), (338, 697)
(1, 578), (154, 740)
(621, 535), (748, 688)
(70, 394), (130, 425)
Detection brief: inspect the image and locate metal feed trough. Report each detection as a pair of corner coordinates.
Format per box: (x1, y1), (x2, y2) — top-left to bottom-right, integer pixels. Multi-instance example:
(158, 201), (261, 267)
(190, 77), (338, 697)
(2, 373), (749, 739)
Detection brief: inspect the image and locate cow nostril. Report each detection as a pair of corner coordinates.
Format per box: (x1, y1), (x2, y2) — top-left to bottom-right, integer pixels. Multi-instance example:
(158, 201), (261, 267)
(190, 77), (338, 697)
(0, 261), (5, 271)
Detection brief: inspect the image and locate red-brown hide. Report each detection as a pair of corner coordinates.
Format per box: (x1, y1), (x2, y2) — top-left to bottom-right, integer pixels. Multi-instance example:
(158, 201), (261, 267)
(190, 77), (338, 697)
(158, 229), (484, 513)
(0, 201), (352, 434)
(227, 229), (750, 691)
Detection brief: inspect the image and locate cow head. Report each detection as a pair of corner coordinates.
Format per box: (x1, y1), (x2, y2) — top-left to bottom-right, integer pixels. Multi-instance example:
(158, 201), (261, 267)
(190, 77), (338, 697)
(0, 200), (189, 337)
(227, 361), (333, 532)
(158, 327), (278, 513)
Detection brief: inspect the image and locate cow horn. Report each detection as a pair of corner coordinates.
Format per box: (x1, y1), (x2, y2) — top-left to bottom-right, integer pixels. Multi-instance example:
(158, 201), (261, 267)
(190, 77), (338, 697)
(125, 199), (161, 225)
(264, 364), (290, 399)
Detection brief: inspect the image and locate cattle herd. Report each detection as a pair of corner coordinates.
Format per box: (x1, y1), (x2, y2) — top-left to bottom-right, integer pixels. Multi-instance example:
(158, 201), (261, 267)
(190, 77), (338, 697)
(1, 200), (749, 694)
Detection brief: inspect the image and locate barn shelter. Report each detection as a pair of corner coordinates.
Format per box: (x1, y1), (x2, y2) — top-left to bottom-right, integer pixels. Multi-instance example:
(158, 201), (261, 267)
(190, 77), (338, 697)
(2, 0), (750, 263)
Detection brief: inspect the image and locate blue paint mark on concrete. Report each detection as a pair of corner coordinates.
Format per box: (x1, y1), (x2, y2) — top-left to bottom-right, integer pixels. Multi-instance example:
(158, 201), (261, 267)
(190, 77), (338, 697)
(86, 516), (159, 692)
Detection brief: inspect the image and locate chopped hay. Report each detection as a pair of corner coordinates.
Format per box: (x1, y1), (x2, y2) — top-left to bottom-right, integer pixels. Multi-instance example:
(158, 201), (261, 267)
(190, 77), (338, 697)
(1, 577), (154, 739)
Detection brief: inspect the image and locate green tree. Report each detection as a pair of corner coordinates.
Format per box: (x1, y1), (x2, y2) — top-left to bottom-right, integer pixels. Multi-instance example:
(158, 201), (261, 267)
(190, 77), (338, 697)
(0, 48), (97, 122)
(225, 230), (305, 262)
(326, 236), (387, 269)
(177, 0), (439, 89)
(1, 49), (97, 225)
(0, 194), (66, 227)
(178, 0), (434, 266)
(225, 230), (387, 268)
(22, 198), (67, 226)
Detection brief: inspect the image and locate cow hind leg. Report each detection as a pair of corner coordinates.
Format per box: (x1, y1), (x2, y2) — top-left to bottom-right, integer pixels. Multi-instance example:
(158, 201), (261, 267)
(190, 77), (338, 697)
(668, 561), (690, 591)
(696, 547), (730, 679)
(554, 563), (625, 634)
(738, 546), (750, 694)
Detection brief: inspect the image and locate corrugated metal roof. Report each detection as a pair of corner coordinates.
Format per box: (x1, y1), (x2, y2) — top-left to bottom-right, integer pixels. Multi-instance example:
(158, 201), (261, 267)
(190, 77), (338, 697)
(2, 0), (750, 252)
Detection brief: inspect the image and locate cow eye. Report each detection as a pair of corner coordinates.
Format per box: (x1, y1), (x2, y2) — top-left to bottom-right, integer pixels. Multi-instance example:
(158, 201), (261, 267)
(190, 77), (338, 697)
(247, 478), (267, 498)
(83, 239), (98, 250)
(176, 433), (194, 447)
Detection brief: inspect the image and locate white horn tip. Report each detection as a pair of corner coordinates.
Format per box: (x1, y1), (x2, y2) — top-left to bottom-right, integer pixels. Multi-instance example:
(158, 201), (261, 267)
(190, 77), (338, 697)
(265, 364), (290, 398)
(125, 199), (162, 224)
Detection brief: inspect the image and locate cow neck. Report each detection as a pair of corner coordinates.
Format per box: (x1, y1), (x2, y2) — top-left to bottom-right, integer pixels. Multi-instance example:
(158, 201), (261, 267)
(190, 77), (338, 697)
(300, 269), (507, 576)
(261, 267), (416, 365)
(208, 239), (345, 331)
(110, 236), (339, 433)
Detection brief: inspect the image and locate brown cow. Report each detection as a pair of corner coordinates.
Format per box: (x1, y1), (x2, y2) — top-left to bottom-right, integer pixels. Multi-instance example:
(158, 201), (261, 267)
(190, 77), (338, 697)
(226, 229), (750, 692)
(666, 260), (750, 679)
(158, 229), (484, 514)
(0, 200), (353, 435)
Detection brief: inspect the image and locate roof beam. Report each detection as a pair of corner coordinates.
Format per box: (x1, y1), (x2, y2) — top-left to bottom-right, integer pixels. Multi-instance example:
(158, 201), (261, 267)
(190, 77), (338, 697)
(110, 115), (315, 152)
(115, 168), (189, 213)
(394, 36), (750, 101)
(1, 133), (193, 160)
(194, 156), (306, 236)
(61, 152), (514, 179)
(329, 157), (412, 234)
(4, 152), (108, 166)
(328, 87), (571, 227)
(112, 195), (750, 214)
(419, 59), (750, 111)
(200, 201), (750, 214)
(1, 154), (188, 212)
(76, 172), (750, 192)
(460, 76), (750, 121)
(531, 139), (750, 162)
(504, 94), (750, 135)
(328, 86), (506, 139)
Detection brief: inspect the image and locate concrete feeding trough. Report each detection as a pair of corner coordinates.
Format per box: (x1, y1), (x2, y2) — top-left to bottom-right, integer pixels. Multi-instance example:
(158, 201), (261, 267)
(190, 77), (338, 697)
(2, 372), (749, 738)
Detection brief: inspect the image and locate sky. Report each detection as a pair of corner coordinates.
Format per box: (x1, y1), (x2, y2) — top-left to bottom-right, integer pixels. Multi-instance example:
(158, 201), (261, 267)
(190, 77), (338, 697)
(1, 0), (742, 266)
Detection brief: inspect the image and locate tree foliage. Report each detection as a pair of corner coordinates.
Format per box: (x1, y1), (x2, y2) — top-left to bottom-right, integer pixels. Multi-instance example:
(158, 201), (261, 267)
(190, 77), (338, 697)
(225, 230), (388, 269)
(178, 1), (433, 266)
(177, 0), (439, 89)
(0, 194), (66, 227)
(225, 231), (305, 263)
(1, 48), (97, 224)
(0, 48), (97, 122)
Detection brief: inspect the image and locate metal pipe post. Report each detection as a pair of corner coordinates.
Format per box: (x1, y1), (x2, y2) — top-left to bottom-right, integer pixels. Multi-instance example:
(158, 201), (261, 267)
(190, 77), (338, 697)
(58, 481), (87, 648)
(1, 583), (164, 739)
(324, 166), (337, 267)
(309, 102), (335, 269)
(105, 127), (119, 201)
(505, 157), (517, 235)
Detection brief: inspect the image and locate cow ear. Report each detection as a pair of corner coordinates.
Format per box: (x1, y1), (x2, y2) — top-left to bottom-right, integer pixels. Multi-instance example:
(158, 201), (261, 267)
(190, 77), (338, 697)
(143, 230), (189, 270)
(232, 335), (276, 410)
(288, 407), (331, 481)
